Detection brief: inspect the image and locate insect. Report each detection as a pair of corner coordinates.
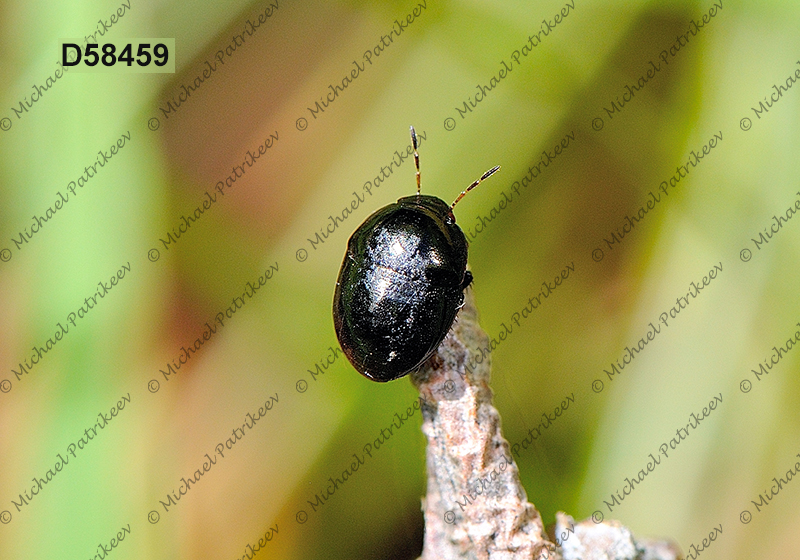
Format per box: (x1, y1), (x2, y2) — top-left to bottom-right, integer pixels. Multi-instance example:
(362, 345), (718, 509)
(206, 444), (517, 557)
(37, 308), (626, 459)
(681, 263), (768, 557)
(333, 126), (500, 382)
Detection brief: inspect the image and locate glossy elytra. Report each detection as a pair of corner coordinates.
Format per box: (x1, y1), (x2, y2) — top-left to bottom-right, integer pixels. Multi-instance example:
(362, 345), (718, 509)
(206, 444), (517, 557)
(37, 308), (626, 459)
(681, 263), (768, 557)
(333, 126), (499, 382)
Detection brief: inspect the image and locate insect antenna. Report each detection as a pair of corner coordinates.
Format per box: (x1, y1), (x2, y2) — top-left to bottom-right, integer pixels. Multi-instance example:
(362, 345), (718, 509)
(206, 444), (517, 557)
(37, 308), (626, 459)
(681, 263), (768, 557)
(410, 125), (421, 195)
(450, 165), (500, 210)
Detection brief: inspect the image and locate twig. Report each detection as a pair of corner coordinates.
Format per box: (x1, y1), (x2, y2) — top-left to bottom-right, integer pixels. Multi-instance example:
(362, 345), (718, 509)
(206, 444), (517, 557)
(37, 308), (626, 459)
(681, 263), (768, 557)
(411, 288), (682, 560)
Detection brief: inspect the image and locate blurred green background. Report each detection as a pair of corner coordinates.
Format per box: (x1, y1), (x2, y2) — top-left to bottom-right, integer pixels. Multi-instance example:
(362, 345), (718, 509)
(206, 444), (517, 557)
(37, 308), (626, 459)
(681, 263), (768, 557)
(1, 0), (799, 558)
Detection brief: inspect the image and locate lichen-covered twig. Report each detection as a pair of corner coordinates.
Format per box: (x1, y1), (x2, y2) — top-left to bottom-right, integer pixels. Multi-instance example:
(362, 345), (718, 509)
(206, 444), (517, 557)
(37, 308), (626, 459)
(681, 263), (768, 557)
(411, 288), (682, 560)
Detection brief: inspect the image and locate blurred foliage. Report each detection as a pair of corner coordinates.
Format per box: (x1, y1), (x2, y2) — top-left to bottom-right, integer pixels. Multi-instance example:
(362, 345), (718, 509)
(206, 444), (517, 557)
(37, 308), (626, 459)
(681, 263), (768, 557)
(1, 0), (799, 559)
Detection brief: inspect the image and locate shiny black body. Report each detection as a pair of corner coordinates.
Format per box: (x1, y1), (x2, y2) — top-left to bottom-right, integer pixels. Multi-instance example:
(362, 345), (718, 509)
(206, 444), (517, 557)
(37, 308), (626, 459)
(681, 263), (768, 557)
(333, 195), (472, 382)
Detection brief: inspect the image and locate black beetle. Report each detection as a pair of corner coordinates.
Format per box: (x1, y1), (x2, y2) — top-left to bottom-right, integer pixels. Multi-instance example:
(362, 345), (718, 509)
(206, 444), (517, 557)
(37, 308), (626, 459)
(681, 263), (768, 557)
(333, 126), (499, 382)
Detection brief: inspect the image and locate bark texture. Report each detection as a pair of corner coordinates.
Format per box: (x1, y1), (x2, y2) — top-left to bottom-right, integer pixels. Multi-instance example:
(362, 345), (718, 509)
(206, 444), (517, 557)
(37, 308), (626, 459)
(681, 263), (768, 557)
(411, 289), (682, 560)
